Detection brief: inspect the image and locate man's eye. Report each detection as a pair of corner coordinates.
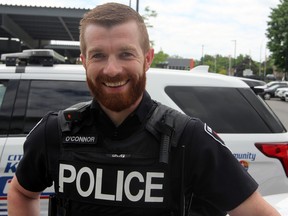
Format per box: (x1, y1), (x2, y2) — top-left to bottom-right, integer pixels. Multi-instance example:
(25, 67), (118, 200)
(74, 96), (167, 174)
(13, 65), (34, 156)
(121, 52), (133, 58)
(92, 53), (105, 59)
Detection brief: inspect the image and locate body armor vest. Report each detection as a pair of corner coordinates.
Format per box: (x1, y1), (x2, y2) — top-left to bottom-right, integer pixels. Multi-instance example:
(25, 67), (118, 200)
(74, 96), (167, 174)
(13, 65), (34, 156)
(47, 101), (191, 216)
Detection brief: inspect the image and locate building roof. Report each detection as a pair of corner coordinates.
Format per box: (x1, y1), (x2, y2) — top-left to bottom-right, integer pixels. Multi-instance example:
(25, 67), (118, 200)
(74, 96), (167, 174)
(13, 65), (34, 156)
(0, 4), (89, 48)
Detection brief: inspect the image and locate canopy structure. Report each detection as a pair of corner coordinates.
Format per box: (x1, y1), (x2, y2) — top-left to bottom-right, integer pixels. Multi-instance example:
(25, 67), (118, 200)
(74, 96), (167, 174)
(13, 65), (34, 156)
(0, 4), (89, 61)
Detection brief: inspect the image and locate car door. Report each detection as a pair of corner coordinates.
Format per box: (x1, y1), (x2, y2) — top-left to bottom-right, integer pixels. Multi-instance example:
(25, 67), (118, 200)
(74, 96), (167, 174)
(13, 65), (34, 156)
(0, 77), (92, 214)
(0, 77), (20, 211)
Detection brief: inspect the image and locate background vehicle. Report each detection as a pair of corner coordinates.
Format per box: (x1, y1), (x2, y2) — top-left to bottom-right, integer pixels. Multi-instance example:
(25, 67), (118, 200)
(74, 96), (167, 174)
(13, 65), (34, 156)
(254, 81), (288, 100)
(1, 50), (288, 215)
(258, 83), (288, 100)
(265, 74), (276, 81)
(275, 87), (288, 101)
(237, 77), (266, 94)
(285, 91), (288, 102)
(265, 81), (288, 88)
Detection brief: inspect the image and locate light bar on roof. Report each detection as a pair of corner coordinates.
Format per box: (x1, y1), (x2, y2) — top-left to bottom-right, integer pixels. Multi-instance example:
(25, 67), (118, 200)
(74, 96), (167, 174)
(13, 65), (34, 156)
(1, 49), (65, 66)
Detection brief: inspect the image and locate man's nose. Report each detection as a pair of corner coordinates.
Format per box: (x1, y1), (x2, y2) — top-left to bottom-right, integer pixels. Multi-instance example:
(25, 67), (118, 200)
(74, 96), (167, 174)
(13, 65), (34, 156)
(103, 56), (122, 76)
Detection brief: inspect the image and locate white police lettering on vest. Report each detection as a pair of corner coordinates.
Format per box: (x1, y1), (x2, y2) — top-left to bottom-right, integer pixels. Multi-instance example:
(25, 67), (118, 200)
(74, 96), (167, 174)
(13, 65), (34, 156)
(59, 163), (165, 205)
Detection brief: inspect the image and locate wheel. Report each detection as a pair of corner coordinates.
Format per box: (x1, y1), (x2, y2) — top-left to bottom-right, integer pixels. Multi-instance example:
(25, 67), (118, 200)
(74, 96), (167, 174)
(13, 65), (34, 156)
(264, 93), (271, 100)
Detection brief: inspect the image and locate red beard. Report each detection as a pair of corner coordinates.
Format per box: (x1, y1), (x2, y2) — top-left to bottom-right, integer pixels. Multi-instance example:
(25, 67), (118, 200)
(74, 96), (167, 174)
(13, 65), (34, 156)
(87, 70), (146, 112)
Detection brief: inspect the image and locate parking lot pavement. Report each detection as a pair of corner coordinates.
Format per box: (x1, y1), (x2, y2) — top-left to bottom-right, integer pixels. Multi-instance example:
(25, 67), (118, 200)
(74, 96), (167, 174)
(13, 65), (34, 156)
(266, 99), (288, 129)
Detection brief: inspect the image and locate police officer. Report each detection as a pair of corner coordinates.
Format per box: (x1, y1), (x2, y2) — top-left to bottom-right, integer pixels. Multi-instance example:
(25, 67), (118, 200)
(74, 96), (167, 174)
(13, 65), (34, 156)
(8, 3), (280, 216)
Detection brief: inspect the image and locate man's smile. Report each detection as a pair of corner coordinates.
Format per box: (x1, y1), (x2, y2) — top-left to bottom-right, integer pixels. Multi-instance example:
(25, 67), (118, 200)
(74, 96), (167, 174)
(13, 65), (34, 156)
(104, 80), (129, 88)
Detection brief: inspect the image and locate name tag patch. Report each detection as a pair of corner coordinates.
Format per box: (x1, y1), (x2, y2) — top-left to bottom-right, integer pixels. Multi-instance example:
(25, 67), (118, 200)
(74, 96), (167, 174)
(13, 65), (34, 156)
(63, 135), (97, 144)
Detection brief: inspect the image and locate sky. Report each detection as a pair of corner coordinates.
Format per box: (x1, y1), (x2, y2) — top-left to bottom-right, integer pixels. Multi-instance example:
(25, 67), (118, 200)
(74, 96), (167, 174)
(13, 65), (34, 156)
(0, 0), (281, 61)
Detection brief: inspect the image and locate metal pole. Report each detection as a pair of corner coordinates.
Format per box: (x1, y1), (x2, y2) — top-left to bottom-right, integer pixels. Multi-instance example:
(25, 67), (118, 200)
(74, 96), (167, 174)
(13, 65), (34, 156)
(228, 55), (231, 76)
(201, 44), (204, 64)
(214, 55), (217, 73)
(259, 43), (262, 76)
(232, 40), (236, 67)
(136, 0), (139, 12)
(264, 46), (267, 79)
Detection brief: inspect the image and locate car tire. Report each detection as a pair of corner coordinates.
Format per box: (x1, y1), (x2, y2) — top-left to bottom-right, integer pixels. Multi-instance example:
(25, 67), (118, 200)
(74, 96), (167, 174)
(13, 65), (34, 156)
(264, 93), (271, 100)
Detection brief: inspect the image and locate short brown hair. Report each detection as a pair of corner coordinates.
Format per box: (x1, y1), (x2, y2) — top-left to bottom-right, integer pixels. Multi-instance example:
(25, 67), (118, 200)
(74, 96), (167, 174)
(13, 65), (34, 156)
(79, 3), (150, 56)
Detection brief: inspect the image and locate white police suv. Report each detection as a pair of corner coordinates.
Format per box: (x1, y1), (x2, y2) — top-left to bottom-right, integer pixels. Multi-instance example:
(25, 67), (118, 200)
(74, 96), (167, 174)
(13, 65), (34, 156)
(1, 50), (288, 215)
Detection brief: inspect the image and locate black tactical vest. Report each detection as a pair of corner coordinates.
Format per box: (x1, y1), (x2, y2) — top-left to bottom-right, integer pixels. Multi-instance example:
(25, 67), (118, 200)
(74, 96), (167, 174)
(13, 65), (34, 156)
(46, 101), (191, 216)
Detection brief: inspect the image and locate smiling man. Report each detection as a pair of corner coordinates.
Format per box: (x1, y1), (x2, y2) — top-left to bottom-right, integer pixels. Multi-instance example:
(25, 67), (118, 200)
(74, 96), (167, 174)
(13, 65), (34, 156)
(8, 3), (280, 216)
(82, 20), (152, 123)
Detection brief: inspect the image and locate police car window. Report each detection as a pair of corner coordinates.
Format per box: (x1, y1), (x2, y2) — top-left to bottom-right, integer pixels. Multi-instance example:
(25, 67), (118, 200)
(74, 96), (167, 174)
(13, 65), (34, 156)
(165, 86), (272, 133)
(24, 80), (92, 133)
(0, 82), (6, 109)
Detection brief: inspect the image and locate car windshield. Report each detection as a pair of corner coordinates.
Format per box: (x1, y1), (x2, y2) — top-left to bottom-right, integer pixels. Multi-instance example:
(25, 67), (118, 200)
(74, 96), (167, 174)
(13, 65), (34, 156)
(267, 82), (278, 87)
(269, 85), (280, 90)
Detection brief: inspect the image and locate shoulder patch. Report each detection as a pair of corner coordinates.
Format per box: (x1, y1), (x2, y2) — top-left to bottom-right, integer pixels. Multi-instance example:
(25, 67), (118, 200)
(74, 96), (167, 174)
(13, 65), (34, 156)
(26, 118), (44, 138)
(204, 123), (225, 146)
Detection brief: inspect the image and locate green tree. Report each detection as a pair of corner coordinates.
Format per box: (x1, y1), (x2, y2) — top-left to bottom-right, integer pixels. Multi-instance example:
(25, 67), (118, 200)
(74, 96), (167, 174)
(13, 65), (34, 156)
(141, 6), (157, 47)
(142, 6), (157, 28)
(200, 54), (230, 74)
(264, 57), (274, 75)
(266, 0), (288, 79)
(151, 50), (169, 68)
(201, 54), (215, 71)
(234, 55), (259, 77)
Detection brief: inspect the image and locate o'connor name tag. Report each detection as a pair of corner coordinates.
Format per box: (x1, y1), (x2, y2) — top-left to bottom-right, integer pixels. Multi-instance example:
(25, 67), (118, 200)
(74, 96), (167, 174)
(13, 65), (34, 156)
(63, 136), (97, 144)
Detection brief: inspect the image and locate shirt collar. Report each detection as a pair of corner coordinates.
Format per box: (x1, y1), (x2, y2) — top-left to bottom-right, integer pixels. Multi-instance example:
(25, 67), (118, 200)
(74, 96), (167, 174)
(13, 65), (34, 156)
(90, 91), (155, 139)
(90, 90), (154, 125)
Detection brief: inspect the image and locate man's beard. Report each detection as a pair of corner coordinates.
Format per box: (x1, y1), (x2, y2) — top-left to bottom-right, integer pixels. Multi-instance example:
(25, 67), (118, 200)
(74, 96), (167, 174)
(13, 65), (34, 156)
(87, 68), (146, 112)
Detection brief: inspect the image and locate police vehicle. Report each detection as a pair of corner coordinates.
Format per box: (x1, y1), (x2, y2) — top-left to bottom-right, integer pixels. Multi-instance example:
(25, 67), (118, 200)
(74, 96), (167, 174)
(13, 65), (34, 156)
(1, 50), (288, 215)
(264, 193), (288, 215)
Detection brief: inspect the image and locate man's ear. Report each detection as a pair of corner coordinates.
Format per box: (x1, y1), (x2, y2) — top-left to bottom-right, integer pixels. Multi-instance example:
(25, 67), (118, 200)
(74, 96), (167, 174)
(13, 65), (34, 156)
(80, 53), (87, 70)
(144, 48), (154, 71)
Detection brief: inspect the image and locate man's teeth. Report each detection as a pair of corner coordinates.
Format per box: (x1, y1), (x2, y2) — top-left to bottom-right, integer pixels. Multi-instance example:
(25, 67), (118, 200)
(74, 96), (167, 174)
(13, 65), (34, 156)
(105, 81), (126, 87)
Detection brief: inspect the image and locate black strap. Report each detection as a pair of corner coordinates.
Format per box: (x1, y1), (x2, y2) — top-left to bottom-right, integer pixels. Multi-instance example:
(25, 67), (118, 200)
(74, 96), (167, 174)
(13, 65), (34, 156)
(146, 102), (191, 164)
(146, 102), (193, 216)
